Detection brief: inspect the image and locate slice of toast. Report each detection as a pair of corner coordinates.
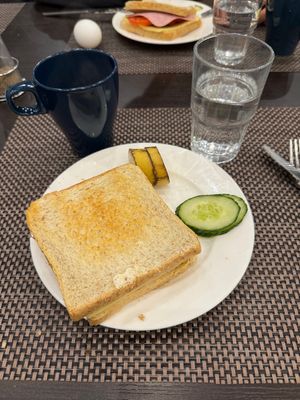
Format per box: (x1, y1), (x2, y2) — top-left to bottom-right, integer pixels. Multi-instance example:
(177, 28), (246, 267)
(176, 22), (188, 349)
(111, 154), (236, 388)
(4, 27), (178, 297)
(121, 16), (201, 41)
(26, 163), (201, 324)
(124, 0), (197, 17)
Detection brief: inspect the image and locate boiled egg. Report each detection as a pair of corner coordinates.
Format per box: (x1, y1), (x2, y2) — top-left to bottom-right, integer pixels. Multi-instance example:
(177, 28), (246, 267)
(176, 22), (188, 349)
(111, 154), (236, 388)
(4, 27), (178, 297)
(73, 19), (102, 48)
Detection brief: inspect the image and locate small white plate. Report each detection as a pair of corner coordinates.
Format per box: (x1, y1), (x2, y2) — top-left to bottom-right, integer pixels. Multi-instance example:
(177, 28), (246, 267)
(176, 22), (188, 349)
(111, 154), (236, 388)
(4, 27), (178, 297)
(112, 0), (213, 45)
(30, 143), (255, 331)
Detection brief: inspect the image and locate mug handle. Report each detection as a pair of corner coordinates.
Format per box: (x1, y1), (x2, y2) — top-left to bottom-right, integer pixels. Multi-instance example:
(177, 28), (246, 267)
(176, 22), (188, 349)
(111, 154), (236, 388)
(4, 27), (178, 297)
(6, 81), (47, 116)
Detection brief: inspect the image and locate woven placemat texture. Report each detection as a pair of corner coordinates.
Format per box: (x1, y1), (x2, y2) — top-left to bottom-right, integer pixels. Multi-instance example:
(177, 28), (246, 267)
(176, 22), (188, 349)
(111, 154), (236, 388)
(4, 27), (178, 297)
(0, 107), (299, 383)
(68, 14), (300, 73)
(0, 3), (25, 34)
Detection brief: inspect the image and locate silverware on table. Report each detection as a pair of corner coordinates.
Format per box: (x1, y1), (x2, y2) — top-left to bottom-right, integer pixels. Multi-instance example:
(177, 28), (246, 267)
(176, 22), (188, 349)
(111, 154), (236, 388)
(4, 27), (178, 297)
(263, 144), (300, 187)
(42, 8), (122, 17)
(289, 138), (300, 169)
(42, 7), (213, 18)
(200, 9), (213, 18)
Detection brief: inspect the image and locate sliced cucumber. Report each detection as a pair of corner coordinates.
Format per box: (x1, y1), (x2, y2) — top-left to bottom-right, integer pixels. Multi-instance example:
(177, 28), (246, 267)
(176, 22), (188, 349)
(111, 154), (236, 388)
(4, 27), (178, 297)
(223, 194), (248, 229)
(176, 195), (241, 237)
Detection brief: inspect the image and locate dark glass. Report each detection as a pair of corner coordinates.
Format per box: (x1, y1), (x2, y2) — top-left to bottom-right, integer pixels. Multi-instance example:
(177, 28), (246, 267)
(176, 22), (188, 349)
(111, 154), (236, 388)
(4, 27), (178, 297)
(265, 0), (300, 56)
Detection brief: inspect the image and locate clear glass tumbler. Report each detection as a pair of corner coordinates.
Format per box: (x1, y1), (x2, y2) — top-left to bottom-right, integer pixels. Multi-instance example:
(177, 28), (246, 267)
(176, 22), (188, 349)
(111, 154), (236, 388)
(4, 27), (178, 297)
(0, 35), (22, 102)
(190, 34), (274, 164)
(213, 0), (262, 65)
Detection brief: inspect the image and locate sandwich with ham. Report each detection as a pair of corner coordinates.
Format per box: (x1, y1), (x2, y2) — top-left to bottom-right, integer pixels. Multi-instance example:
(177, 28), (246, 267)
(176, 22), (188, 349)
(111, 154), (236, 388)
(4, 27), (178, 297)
(121, 0), (202, 41)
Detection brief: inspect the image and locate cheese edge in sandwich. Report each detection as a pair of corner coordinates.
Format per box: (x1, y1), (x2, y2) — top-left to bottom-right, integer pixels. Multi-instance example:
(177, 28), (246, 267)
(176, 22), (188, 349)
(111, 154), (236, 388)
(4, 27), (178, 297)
(122, 0), (202, 41)
(26, 163), (201, 325)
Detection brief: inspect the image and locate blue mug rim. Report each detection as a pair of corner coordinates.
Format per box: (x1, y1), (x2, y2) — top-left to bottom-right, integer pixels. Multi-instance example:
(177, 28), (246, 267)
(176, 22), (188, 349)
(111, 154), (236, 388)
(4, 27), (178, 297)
(32, 48), (118, 92)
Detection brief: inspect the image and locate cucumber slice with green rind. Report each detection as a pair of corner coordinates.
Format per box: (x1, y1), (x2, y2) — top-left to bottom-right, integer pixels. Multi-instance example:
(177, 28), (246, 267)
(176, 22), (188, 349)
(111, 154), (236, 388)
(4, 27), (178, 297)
(223, 194), (248, 228)
(175, 194), (248, 237)
(176, 195), (240, 237)
(207, 195), (248, 236)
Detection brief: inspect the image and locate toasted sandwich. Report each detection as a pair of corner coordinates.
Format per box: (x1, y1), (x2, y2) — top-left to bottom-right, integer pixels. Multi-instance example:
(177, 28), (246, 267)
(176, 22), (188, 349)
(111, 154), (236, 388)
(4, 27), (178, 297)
(26, 163), (201, 325)
(121, 0), (202, 41)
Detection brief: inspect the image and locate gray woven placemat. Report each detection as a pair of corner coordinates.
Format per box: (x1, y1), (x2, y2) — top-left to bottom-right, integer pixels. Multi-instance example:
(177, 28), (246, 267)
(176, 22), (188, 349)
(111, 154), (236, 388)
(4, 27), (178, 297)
(68, 14), (300, 74)
(0, 3), (25, 34)
(0, 107), (299, 383)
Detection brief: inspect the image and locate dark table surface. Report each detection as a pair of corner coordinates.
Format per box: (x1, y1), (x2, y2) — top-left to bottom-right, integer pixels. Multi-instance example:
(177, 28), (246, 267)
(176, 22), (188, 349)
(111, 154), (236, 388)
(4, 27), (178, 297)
(0, 2), (299, 399)
(0, 1), (300, 150)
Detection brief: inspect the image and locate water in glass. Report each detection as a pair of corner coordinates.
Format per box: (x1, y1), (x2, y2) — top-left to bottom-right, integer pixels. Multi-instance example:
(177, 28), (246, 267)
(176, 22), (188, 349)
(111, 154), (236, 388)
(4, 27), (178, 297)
(191, 71), (259, 163)
(213, 0), (260, 65)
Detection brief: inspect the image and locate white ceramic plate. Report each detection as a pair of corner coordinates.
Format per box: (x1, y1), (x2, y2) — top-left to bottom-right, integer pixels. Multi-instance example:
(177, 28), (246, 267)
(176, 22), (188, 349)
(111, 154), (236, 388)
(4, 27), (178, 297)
(30, 143), (255, 331)
(112, 0), (213, 45)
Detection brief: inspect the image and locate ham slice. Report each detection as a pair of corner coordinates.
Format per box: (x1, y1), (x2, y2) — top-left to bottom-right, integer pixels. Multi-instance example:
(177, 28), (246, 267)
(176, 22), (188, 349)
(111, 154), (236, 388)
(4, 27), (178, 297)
(128, 12), (195, 27)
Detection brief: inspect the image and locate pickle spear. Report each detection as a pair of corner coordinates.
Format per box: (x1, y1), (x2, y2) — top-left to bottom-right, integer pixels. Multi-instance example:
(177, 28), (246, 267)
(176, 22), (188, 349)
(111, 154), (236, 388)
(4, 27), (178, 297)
(128, 148), (157, 185)
(146, 146), (170, 186)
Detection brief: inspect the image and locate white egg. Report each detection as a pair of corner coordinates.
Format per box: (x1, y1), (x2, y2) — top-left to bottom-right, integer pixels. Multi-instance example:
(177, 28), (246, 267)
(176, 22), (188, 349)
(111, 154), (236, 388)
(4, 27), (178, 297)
(73, 19), (102, 48)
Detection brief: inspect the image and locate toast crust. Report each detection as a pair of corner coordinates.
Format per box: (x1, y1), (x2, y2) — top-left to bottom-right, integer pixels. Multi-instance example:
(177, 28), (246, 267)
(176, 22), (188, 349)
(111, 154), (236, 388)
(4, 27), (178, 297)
(26, 164), (201, 322)
(124, 0), (197, 17)
(87, 257), (195, 325)
(121, 16), (201, 41)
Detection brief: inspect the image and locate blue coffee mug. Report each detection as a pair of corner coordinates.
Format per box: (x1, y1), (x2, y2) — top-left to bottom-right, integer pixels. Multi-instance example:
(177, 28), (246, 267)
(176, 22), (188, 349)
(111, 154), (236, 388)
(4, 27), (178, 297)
(6, 49), (118, 156)
(266, 0), (300, 56)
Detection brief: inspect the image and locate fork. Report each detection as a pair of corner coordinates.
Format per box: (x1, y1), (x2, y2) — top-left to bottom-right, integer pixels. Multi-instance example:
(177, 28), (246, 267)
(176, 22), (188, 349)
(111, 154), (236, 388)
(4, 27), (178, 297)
(289, 138), (300, 170)
(289, 138), (300, 188)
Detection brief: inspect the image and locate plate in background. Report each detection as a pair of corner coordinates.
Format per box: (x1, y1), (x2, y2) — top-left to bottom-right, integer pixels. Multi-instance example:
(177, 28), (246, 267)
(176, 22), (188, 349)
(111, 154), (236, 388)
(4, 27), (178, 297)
(112, 1), (213, 45)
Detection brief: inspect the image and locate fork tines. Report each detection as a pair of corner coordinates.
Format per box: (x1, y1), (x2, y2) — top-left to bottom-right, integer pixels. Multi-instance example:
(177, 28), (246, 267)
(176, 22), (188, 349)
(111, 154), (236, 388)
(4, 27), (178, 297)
(289, 138), (300, 169)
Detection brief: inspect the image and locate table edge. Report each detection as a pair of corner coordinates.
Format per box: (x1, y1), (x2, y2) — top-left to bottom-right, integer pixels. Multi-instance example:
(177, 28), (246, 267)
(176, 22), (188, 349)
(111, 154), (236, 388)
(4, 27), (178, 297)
(0, 382), (299, 400)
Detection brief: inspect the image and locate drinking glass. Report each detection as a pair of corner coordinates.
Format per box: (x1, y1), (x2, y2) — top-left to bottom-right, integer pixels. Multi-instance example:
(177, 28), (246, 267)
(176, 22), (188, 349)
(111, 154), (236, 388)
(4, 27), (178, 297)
(190, 34), (274, 164)
(0, 35), (22, 101)
(213, 0), (262, 65)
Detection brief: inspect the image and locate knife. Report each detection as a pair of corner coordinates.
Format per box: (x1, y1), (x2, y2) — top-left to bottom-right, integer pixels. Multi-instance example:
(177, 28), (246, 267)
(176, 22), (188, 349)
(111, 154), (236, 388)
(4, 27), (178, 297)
(42, 7), (213, 17)
(42, 8), (122, 17)
(262, 145), (300, 186)
(200, 9), (213, 18)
